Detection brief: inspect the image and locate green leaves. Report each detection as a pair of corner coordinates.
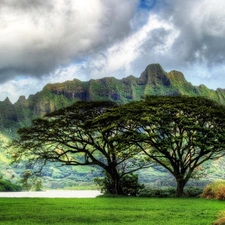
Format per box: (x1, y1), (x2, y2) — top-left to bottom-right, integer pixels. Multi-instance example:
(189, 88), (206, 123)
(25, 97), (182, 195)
(96, 96), (225, 196)
(10, 100), (149, 195)
(10, 96), (225, 196)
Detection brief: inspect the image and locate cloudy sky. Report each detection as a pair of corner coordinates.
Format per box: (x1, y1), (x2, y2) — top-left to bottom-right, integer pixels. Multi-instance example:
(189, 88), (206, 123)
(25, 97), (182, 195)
(0, 0), (225, 103)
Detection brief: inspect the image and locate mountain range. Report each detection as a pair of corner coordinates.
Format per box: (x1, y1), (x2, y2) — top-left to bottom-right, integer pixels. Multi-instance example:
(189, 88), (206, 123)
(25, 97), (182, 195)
(1, 63), (225, 138)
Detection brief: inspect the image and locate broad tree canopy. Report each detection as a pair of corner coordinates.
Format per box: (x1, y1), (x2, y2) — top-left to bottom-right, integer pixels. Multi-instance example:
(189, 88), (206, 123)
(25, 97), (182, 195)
(11, 96), (225, 196)
(100, 96), (225, 196)
(11, 101), (147, 195)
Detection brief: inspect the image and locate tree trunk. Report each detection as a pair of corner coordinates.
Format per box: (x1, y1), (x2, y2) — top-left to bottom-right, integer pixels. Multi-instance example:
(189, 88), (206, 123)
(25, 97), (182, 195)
(108, 167), (124, 195)
(175, 178), (186, 197)
(112, 177), (124, 195)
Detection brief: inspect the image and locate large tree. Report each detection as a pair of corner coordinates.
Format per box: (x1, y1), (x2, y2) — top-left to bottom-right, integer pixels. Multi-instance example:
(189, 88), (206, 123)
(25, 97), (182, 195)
(100, 96), (225, 196)
(11, 101), (146, 195)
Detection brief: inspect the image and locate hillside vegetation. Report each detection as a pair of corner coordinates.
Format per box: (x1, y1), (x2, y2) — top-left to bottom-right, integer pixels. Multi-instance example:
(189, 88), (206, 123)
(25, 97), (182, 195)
(1, 64), (225, 189)
(1, 64), (225, 138)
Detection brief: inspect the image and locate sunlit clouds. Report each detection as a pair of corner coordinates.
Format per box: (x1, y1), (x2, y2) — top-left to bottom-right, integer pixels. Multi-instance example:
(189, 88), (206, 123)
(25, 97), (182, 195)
(0, 0), (225, 102)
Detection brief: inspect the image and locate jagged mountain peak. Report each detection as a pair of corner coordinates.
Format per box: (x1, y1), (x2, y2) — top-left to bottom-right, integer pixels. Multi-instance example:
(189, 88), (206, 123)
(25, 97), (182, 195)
(139, 63), (170, 86)
(145, 63), (164, 71)
(16, 95), (26, 103)
(3, 97), (12, 104)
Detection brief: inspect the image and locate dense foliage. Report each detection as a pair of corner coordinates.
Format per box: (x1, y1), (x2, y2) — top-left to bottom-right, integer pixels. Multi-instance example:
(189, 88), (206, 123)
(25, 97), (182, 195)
(139, 186), (203, 198)
(201, 180), (225, 200)
(10, 96), (225, 196)
(0, 176), (21, 192)
(11, 101), (147, 195)
(95, 173), (144, 196)
(89, 96), (225, 196)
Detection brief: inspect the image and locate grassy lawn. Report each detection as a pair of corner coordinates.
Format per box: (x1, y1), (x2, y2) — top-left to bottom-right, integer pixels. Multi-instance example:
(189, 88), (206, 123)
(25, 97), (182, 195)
(0, 197), (225, 225)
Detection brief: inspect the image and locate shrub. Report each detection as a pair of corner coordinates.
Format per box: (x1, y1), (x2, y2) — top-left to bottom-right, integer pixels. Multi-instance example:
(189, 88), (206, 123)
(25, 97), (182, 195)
(213, 211), (225, 225)
(213, 218), (225, 225)
(33, 180), (43, 191)
(201, 180), (225, 200)
(20, 171), (43, 191)
(94, 174), (115, 194)
(120, 174), (144, 196)
(95, 173), (144, 196)
(139, 187), (203, 198)
(139, 187), (176, 198)
(184, 187), (203, 197)
(0, 176), (22, 192)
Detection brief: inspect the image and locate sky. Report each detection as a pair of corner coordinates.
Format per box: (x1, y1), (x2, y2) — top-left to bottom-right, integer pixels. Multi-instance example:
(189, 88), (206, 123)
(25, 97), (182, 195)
(0, 0), (225, 103)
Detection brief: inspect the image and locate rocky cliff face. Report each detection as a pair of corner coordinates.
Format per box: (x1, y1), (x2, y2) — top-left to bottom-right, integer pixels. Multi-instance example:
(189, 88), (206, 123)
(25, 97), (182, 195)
(1, 63), (225, 137)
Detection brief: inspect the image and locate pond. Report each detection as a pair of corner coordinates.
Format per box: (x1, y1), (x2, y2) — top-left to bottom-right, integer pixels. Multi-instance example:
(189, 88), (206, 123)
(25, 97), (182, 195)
(0, 190), (102, 198)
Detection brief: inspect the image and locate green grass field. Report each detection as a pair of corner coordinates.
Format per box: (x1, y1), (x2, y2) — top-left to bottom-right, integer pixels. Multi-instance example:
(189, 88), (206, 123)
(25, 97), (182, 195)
(0, 197), (225, 225)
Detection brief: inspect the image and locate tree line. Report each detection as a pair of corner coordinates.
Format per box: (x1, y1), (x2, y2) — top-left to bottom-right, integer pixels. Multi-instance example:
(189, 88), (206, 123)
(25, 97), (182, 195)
(10, 96), (225, 197)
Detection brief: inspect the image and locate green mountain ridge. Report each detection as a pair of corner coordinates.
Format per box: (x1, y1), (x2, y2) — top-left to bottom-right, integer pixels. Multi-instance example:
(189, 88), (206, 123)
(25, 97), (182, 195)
(1, 63), (225, 189)
(1, 63), (225, 138)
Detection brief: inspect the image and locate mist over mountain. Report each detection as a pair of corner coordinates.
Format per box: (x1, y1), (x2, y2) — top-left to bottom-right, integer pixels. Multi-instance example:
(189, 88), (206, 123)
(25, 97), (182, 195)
(1, 63), (225, 138)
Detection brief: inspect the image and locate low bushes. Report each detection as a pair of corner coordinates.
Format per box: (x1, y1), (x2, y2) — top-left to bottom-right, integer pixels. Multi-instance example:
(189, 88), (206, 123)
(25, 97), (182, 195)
(213, 211), (225, 225)
(139, 186), (203, 198)
(184, 186), (203, 197)
(0, 176), (22, 192)
(213, 217), (225, 225)
(201, 180), (225, 200)
(95, 173), (144, 196)
(139, 187), (176, 197)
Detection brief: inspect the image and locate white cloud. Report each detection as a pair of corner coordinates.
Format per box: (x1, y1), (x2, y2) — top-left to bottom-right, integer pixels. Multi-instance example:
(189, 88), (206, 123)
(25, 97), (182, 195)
(1, 0), (225, 103)
(0, 77), (40, 103)
(0, 0), (138, 82)
(188, 0), (225, 38)
(81, 14), (179, 79)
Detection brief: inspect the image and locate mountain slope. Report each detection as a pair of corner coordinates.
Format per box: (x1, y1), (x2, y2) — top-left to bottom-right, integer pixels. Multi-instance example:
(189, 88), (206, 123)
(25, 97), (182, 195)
(1, 63), (225, 137)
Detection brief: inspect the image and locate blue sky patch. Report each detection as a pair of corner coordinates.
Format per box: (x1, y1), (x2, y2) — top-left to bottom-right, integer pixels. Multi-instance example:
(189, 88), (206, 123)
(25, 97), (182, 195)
(139, 0), (157, 11)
